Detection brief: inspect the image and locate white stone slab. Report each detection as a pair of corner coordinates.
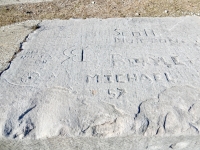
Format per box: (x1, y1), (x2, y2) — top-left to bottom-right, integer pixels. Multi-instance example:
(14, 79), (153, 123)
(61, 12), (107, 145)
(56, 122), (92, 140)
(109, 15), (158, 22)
(0, 0), (53, 5)
(0, 17), (200, 140)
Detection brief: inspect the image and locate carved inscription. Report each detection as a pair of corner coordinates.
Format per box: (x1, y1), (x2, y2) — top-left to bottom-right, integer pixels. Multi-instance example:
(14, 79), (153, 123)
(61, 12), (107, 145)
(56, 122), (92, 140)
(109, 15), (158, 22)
(86, 72), (173, 98)
(108, 88), (126, 99)
(86, 75), (99, 83)
(62, 48), (87, 64)
(114, 29), (185, 44)
(2, 19), (200, 114)
(104, 75), (112, 83)
(112, 54), (184, 68)
(21, 51), (52, 65)
(58, 45), (182, 100)
(114, 29), (156, 37)
(171, 56), (184, 65)
(86, 73), (172, 84)
(114, 37), (185, 44)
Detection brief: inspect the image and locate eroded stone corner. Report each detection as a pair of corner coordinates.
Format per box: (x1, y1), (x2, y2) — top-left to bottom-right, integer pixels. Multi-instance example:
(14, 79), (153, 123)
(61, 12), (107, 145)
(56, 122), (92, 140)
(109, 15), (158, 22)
(0, 21), (41, 76)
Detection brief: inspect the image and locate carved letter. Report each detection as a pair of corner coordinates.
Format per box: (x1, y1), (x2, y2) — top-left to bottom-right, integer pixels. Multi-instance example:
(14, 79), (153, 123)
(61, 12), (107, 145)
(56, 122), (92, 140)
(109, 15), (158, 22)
(128, 58), (145, 66)
(127, 74), (137, 82)
(108, 89), (116, 99)
(116, 74), (126, 83)
(114, 29), (121, 36)
(153, 73), (161, 81)
(117, 88), (126, 99)
(164, 73), (173, 82)
(86, 75), (99, 83)
(171, 56), (183, 65)
(132, 32), (141, 37)
(114, 37), (124, 43)
(112, 54), (125, 67)
(141, 74), (152, 82)
(144, 29), (156, 36)
(104, 75), (112, 83)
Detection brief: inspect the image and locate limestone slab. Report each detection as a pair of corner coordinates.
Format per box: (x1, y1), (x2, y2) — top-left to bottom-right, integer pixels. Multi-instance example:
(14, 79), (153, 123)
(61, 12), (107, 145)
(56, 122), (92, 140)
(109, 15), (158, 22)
(0, 17), (200, 142)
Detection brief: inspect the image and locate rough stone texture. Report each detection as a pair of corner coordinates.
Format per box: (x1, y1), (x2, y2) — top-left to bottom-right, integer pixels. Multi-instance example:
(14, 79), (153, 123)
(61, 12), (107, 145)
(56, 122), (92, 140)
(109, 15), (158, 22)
(0, 20), (40, 73)
(1, 135), (200, 150)
(0, 17), (200, 149)
(0, 0), (53, 5)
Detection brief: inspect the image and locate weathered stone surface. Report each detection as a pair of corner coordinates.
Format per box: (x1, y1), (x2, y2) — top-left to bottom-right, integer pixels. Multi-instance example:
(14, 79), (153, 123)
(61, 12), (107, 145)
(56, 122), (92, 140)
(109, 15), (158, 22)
(0, 20), (40, 73)
(0, 0), (52, 5)
(1, 135), (200, 150)
(0, 17), (200, 143)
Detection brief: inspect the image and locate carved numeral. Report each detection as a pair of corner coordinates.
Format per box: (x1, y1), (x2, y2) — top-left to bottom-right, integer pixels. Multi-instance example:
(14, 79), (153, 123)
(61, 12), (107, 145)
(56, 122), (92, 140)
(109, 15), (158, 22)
(62, 48), (86, 63)
(108, 88), (126, 99)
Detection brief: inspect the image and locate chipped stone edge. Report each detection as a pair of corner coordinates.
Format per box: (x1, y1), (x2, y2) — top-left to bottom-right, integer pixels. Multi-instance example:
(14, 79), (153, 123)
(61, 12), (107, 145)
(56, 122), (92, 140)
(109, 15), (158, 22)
(0, 22), (41, 77)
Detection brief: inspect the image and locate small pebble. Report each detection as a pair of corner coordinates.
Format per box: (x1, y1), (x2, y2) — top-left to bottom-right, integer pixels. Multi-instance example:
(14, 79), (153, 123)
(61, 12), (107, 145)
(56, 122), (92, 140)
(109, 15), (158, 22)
(135, 13), (140, 16)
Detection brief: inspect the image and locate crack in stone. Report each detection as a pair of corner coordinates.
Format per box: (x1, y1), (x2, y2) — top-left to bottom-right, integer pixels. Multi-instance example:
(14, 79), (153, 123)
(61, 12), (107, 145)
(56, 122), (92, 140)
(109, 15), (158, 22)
(0, 23), (41, 77)
(18, 105), (37, 121)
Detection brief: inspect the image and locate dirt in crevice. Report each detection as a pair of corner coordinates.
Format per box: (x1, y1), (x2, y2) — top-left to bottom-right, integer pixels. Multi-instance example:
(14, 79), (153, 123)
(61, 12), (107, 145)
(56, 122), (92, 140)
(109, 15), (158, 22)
(0, 23), (41, 76)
